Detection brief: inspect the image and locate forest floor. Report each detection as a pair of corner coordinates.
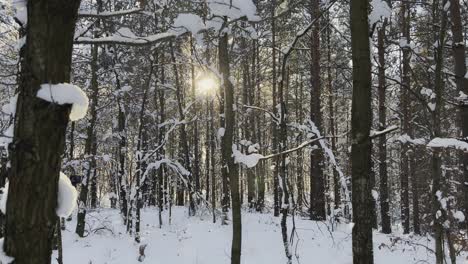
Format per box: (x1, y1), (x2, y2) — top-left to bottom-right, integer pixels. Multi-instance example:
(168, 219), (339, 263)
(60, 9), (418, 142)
(55, 207), (468, 264)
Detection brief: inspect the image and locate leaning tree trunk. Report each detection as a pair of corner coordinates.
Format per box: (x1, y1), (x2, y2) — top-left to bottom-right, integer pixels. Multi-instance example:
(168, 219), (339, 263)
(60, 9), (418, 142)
(4, 0), (81, 263)
(350, 0), (374, 262)
(219, 29), (241, 264)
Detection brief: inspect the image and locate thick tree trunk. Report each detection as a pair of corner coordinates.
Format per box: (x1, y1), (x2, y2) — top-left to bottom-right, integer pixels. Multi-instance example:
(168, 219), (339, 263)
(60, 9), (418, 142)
(449, 0), (468, 232)
(350, 0), (374, 262)
(377, 20), (391, 234)
(309, 0), (326, 221)
(4, 0), (81, 263)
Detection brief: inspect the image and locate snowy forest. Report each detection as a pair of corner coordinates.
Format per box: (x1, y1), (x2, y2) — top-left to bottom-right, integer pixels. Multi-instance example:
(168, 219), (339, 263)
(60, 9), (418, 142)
(0, 0), (467, 263)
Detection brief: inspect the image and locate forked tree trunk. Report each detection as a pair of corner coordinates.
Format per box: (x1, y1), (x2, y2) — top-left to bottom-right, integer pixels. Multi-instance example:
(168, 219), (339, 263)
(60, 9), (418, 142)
(4, 0), (81, 263)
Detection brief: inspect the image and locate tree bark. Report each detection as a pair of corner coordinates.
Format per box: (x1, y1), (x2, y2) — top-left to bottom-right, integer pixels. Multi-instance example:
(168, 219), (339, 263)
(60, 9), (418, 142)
(309, 0), (326, 221)
(350, 0), (374, 262)
(377, 19), (391, 234)
(4, 0), (81, 263)
(449, 0), (468, 232)
(219, 29), (241, 264)
(399, 2), (411, 234)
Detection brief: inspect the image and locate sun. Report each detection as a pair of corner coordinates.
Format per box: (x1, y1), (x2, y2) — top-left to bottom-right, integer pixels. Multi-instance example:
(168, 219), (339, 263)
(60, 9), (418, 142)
(196, 77), (218, 96)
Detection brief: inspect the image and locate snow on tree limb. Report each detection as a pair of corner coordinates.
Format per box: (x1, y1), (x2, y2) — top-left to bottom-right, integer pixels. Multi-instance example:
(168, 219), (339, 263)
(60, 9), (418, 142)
(75, 32), (178, 46)
(370, 125), (399, 138)
(78, 8), (145, 18)
(427, 137), (468, 151)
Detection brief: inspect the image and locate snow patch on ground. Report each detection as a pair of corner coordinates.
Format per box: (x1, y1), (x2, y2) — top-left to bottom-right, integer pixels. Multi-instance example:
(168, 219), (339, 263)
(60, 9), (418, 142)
(37, 83), (89, 121)
(54, 207), (467, 264)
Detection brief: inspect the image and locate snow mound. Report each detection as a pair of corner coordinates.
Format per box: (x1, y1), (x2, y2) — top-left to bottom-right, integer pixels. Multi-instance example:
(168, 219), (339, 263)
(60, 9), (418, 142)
(57, 172), (78, 217)
(0, 181), (9, 214)
(37, 83), (89, 121)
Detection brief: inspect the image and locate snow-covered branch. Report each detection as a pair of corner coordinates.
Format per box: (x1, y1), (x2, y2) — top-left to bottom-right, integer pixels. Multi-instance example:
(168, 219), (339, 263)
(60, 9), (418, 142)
(370, 125), (399, 138)
(75, 32), (177, 46)
(78, 8), (145, 18)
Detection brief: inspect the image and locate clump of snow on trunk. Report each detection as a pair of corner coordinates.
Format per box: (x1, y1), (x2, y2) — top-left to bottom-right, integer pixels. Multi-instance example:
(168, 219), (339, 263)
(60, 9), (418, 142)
(0, 181), (9, 214)
(232, 144), (264, 168)
(37, 83), (89, 121)
(0, 238), (14, 263)
(57, 172), (78, 217)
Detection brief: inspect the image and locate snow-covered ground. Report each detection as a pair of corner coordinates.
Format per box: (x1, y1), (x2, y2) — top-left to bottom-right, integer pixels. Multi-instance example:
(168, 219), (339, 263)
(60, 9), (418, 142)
(56, 207), (467, 264)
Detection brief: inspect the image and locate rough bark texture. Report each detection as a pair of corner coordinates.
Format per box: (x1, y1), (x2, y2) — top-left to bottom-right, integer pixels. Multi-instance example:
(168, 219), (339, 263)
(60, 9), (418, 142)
(431, 0), (447, 262)
(399, 2), (411, 234)
(219, 30), (241, 264)
(350, 0), (374, 262)
(449, 0), (468, 232)
(309, 0), (326, 221)
(4, 0), (81, 263)
(377, 20), (391, 234)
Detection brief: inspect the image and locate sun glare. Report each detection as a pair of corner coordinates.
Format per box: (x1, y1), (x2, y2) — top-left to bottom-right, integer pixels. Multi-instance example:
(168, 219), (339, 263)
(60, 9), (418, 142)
(196, 77), (218, 96)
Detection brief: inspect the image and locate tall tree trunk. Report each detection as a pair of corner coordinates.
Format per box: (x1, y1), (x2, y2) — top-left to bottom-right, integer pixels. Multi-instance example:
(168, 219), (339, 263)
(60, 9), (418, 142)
(350, 0), (374, 262)
(75, 38), (100, 237)
(116, 73), (128, 224)
(190, 37), (201, 204)
(377, 19), (391, 234)
(4, 0), (81, 263)
(309, 0), (326, 221)
(135, 62), (153, 242)
(431, 0), (448, 262)
(170, 41), (195, 215)
(219, 29), (241, 264)
(449, 0), (468, 232)
(399, 2), (411, 234)
(271, 0), (280, 217)
(325, 17), (340, 211)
